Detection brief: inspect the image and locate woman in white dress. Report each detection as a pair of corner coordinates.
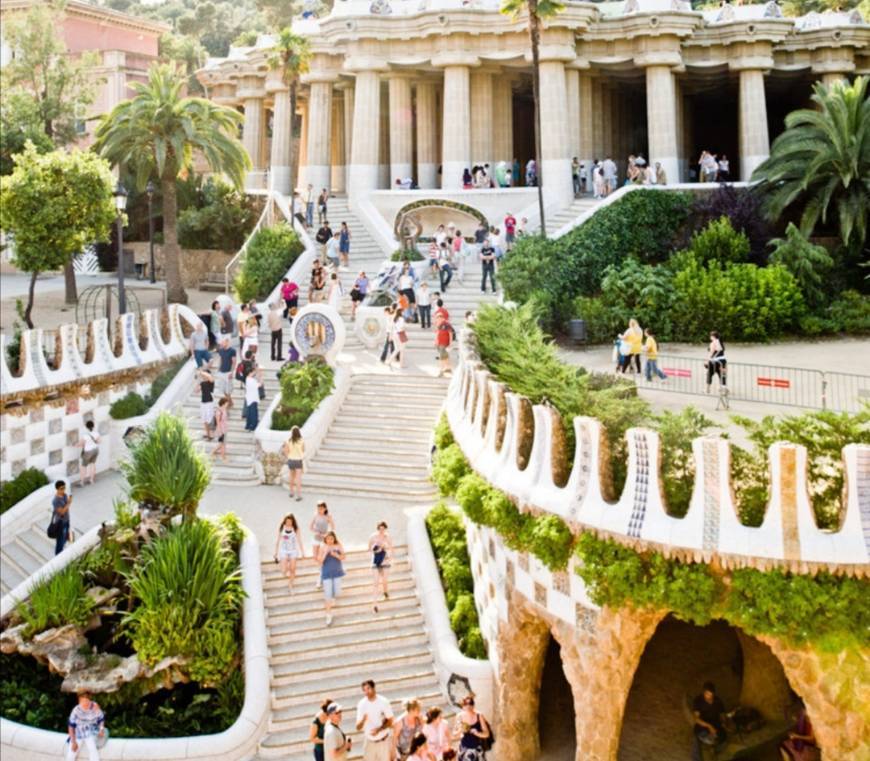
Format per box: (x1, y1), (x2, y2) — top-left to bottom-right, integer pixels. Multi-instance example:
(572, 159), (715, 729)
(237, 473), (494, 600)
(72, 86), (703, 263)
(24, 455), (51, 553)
(327, 272), (343, 312)
(274, 513), (304, 591)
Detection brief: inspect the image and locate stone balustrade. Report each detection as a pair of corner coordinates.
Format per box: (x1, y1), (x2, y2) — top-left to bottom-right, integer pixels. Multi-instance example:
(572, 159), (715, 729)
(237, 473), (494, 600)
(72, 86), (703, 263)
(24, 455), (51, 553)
(446, 329), (870, 575)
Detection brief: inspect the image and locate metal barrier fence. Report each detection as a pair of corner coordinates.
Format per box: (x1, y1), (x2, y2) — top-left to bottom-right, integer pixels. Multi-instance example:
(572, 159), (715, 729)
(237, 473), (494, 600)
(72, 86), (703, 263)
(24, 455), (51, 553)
(638, 355), (870, 413)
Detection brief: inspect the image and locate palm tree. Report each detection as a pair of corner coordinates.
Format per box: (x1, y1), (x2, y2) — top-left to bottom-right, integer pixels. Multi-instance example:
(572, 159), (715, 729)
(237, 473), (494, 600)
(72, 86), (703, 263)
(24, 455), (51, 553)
(268, 28), (311, 219)
(94, 63), (250, 304)
(500, 0), (565, 237)
(752, 76), (869, 256)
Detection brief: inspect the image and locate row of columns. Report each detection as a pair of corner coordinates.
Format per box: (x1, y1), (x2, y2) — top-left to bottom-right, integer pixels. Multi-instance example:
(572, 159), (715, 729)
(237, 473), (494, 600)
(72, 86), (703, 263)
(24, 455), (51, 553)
(241, 60), (807, 199)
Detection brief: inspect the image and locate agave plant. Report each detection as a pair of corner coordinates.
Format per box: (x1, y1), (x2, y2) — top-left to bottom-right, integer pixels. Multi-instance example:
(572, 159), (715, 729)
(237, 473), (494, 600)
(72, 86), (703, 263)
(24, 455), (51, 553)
(121, 412), (210, 523)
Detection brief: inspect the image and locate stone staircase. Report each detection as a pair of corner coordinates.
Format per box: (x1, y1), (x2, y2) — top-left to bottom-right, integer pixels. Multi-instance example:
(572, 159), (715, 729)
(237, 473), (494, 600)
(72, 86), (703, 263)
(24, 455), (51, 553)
(324, 196), (390, 272)
(547, 196), (601, 236)
(0, 521), (78, 596)
(301, 372), (449, 502)
(255, 546), (455, 760)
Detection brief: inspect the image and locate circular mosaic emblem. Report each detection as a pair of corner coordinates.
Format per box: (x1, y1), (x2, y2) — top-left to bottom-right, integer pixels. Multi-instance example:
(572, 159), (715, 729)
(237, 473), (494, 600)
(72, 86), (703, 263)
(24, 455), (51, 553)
(290, 304), (345, 363)
(362, 317), (381, 339)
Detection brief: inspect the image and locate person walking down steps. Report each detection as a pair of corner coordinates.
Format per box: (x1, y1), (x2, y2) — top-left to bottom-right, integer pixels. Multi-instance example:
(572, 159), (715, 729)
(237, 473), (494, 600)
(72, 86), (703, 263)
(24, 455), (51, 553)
(317, 530), (346, 626)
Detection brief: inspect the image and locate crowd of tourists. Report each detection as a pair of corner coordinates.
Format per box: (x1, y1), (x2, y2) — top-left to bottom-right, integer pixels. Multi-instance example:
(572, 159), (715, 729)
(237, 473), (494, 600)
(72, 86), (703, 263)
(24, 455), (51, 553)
(311, 680), (492, 761)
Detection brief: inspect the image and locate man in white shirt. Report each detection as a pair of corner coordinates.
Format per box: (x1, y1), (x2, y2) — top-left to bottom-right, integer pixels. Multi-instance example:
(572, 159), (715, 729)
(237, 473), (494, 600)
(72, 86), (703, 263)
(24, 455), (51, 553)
(326, 232), (341, 269)
(324, 702), (351, 760)
(355, 680), (393, 761)
(602, 156), (618, 195)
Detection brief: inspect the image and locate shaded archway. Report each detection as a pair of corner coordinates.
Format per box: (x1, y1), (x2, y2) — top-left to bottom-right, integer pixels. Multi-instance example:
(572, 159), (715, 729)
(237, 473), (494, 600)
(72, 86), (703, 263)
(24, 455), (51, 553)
(538, 635), (576, 761)
(617, 616), (792, 760)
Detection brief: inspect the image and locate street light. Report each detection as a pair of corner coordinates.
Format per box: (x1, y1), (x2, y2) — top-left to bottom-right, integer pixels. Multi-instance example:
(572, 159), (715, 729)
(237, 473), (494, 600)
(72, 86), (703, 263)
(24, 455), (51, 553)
(114, 181), (128, 315)
(146, 180), (156, 284)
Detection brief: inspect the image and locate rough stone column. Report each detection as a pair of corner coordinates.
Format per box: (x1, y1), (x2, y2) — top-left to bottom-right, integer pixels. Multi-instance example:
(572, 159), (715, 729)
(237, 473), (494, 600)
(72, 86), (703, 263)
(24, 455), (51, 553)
(441, 64), (471, 188)
(645, 64), (680, 184)
(330, 95), (345, 193)
(242, 95), (265, 188)
(538, 59), (573, 205)
(343, 86), (354, 191)
(738, 68), (770, 181)
(269, 88), (292, 194)
(388, 75), (414, 184)
(578, 73), (594, 172)
(565, 68), (581, 163)
(470, 70), (494, 170)
(415, 81), (439, 189)
(349, 70), (380, 198)
(306, 80), (333, 195)
(379, 86), (390, 189)
(492, 76), (514, 164)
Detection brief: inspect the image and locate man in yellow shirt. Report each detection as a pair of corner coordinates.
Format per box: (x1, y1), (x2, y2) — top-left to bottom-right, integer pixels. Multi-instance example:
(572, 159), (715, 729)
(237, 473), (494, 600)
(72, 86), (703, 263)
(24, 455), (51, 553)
(643, 329), (668, 382)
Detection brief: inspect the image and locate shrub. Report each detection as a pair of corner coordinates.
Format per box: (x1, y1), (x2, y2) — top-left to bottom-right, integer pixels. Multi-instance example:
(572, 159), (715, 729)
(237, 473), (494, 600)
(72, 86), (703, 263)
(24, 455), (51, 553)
(121, 412), (210, 521)
(433, 413), (454, 450)
(122, 519), (244, 686)
(593, 257), (676, 339)
(654, 408), (714, 517)
(109, 392), (149, 420)
(177, 178), (258, 251)
(527, 515), (574, 571)
(686, 216), (750, 265)
(432, 444), (471, 497)
(827, 290), (870, 333)
(0, 467), (49, 515)
(670, 256), (805, 342)
(390, 248), (424, 262)
(234, 223), (304, 302)
(271, 357), (335, 431)
(767, 224), (834, 309)
(16, 562), (96, 638)
(687, 184), (772, 264)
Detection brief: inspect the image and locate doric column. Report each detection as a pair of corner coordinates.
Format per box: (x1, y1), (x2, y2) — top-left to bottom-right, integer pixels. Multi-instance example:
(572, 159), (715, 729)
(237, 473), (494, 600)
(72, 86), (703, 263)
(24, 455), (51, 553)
(738, 68), (769, 181)
(821, 72), (846, 88)
(441, 65), (471, 188)
(492, 76), (514, 165)
(591, 78), (604, 161)
(240, 77), (266, 188)
(645, 64), (680, 185)
(538, 59), (573, 205)
(379, 86), (390, 189)
(388, 75), (414, 184)
(331, 95), (345, 193)
(349, 70), (380, 198)
(306, 80), (333, 194)
(269, 88), (292, 194)
(416, 81), (439, 189)
(601, 83), (613, 161)
(470, 70), (493, 170)
(343, 86), (354, 190)
(565, 68), (580, 163)
(578, 73), (594, 173)
(675, 77), (685, 182)
(297, 101), (308, 189)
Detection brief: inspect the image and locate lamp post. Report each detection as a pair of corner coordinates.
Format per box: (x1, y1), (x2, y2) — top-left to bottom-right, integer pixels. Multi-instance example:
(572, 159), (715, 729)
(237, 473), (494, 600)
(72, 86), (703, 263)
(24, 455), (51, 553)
(114, 181), (128, 315)
(146, 180), (156, 284)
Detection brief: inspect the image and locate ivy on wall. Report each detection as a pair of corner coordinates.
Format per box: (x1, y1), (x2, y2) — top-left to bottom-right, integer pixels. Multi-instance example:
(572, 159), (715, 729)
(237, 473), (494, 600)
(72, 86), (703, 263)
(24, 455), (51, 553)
(432, 418), (870, 651)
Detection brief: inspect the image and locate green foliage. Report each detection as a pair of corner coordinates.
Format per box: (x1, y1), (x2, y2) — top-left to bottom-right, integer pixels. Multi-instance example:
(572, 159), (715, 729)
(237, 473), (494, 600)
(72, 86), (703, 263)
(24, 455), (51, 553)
(726, 569), (870, 652)
(0, 467), (49, 515)
(825, 290), (870, 334)
(0, 3), (97, 148)
(527, 515), (574, 571)
(670, 256), (805, 342)
(16, 562), (96, 638)
(0, 98), (55, 177)
(426, 504), (487, 659)
(177, 179), (258, 251)
(0, 654), (69, 731)
(108, 358), (186, 420)
(234, 223), (304, 302)
(159, 32), (208, 95)
(574, 533), (721, 626)
(433, 413), (455, 450)
(121, 412), (211, 521)
(654, 409), (715, 517)
(391, 248), (424, 262)
(271, 357), (335, 431)
(432, 444), (472, 497)
(686, 216), (751, 265)
(731, 407), (870, 529)
(768, 224), (834, 309)
(753, 76), (870, 256)
(122, 519), (244, 686)
(0, 145), (116, 325)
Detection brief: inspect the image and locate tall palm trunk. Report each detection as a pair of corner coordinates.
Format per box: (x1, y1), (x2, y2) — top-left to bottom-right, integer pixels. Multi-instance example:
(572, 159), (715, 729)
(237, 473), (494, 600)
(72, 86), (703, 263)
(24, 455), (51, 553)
(528, 0), (546, 237)
(161, 175), (187, 304)
(289, 78), (298, 220)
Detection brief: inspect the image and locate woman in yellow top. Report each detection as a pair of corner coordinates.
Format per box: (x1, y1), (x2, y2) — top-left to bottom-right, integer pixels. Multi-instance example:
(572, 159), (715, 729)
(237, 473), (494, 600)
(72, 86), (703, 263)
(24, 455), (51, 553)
(620, 318), (643, 374)
(643, 328), (667, 382)
(282, 426), (305, 501)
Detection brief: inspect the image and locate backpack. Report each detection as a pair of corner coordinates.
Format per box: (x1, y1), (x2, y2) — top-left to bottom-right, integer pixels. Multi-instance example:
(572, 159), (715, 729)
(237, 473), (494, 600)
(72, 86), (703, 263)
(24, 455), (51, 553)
(730, 706), (764, 734)
(480, 716), (495, 752)
(235, 359), (251, 384)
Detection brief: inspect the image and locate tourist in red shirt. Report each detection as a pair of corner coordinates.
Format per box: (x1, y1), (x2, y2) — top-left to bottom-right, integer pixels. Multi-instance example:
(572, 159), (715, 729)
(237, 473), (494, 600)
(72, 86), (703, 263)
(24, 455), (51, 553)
(504, 213), (517, 251)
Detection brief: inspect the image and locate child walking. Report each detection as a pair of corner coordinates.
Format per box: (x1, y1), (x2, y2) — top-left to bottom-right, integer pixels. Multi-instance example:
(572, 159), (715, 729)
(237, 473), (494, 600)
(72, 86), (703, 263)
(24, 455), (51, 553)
(274, 514), (304, 592)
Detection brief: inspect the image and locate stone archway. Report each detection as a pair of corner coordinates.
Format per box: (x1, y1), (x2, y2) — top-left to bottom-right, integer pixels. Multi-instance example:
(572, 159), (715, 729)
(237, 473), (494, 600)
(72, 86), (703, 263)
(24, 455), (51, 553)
(392, 199), (489, 243)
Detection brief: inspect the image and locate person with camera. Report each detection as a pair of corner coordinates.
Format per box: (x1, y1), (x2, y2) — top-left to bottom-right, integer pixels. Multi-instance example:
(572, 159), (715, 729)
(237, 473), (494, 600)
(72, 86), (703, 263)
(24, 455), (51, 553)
(324, 702), (352, 760)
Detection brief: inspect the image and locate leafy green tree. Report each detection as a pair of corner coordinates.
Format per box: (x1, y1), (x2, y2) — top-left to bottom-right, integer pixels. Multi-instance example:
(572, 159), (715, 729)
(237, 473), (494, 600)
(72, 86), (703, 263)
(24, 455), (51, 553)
(768, 223), (834, 308)
(268, 28), (311, 219)
(94, 63), (250, 304)
(500, 0), (564, 236)
(752, 76), (870, 256)
(0, 145), (116, 327)
(0, 95), (55, 177)
(1, 1), (101, 304)
(158, 32), (208, 95)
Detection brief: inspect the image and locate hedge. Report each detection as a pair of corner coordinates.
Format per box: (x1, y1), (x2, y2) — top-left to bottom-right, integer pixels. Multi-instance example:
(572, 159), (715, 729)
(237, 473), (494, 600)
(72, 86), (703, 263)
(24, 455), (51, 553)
(0, 468), (49, 515)
(234, 223), (304, 303)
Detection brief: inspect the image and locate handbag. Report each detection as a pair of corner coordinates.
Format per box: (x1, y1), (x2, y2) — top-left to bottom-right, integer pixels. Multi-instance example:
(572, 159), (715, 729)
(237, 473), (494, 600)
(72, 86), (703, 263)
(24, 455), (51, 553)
(258, 384), (266, 400)
(397, 330), (409, 343)
(47, 518), (60, 539)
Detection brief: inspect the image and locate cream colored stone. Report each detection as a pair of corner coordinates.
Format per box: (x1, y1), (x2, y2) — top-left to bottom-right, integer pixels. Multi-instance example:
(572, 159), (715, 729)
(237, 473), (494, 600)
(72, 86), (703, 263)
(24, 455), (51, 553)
(470, 70), (494, 169)
(416, 81), (439, 188)
(389, 75), (414, 184)
(739, 68), (770, 181)
(441, 65), (471, 188)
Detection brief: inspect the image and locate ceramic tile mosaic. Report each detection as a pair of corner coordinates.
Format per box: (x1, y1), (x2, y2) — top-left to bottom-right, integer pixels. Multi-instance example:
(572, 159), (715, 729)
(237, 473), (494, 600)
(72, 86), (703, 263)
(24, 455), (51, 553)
(506, 559), (515, 588)
(30, 438), (45, 456)
(702, 441), (721, 551)
(518, 552), (529, 572)
(626, 433), (650, 538)
(49, 418), (62, 435)
(66, 430), (79, 447)
(11, 428), (25, 445)
(30, 407), (45, 424)
(49, 449), (63, 466)
(857, 450), (870, 556)
(11, 459), (26, 477)
(66, 459), (80, 476)
(534, 582), (547, 607)
(552, 571), (569, 596)
(575, 603), (598, 634)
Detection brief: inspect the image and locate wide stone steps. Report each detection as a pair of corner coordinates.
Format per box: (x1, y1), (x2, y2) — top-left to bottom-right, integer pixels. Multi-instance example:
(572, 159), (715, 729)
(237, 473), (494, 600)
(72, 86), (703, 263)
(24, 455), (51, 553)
(1, 522), (84, 596)
(548, 197), (601, 231)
